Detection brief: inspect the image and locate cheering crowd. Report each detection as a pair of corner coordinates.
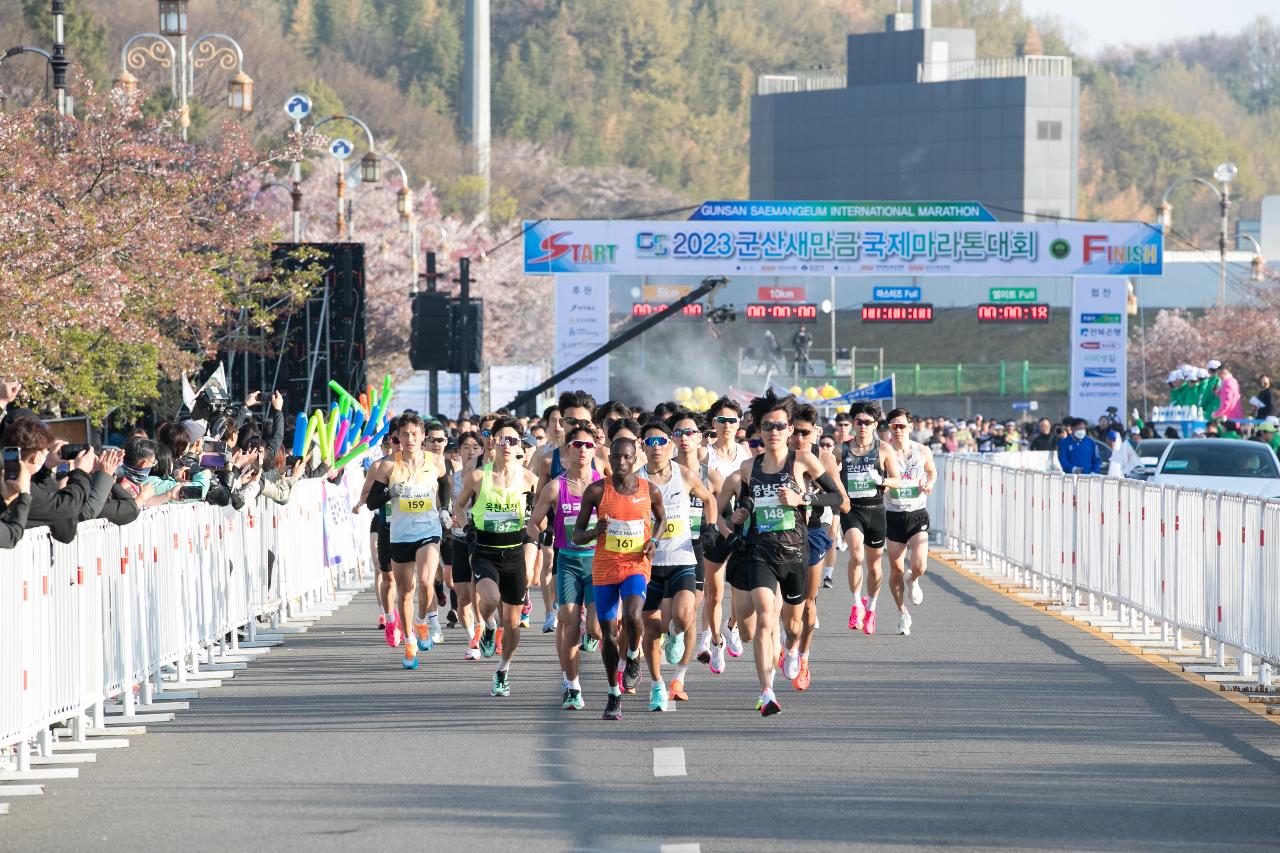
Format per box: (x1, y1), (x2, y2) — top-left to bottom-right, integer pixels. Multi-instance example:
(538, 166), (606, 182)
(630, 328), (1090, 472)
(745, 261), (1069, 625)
(0, 380), (346, 550)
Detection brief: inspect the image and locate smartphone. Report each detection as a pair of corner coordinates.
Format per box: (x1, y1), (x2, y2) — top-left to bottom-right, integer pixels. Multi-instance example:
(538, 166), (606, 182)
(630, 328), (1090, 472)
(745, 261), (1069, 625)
(3, 446), (19, 481)
(204, 440), (228, 454)
(177, 484), (204, 500)
(199, 453), (227, 468)
(60, 443), (89, 460)
(285, 454), (302, 468)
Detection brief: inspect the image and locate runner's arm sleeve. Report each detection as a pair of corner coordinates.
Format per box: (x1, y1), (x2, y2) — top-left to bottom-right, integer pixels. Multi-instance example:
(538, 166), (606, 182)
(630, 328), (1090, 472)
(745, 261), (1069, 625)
(808, 471), (843, 508)
(437, 475), (451, 511)
(366, 480), (390, 510)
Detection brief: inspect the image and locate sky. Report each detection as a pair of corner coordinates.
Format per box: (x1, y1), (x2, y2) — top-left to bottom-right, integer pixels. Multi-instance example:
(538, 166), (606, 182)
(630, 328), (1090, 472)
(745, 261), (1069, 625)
(1018, 0), (1275, 55)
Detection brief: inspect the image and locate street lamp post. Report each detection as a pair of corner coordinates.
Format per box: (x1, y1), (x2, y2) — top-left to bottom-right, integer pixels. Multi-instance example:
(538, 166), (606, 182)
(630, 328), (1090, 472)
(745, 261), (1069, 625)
(1158, 162), (1238, 307)
(114, 0), (254, 141)
(2, 2), (73, 116)
(312, 113), (379, 240)
(345, 152), (418, 289)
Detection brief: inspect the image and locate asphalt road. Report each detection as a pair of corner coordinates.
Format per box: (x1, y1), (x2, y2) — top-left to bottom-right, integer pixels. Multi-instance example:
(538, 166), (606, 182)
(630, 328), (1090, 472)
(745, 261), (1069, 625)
(6, 557), (1280, 852)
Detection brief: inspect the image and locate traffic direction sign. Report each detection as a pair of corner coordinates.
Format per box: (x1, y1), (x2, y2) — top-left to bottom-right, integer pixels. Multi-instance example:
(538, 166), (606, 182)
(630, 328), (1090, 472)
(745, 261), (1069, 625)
(329, 138), (353, 159)
(284, 93), (312, 120)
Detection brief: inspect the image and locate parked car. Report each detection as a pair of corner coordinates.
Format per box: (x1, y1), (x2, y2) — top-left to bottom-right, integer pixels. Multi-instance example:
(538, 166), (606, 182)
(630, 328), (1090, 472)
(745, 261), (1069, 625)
(1127, 438), (1175, 480)
(1151, 439), (1280, 498)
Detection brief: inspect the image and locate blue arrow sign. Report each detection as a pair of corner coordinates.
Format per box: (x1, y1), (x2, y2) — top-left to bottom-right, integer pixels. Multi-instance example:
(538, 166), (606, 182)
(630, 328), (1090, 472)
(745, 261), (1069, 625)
(329, 138), (353, 159)
(284, 93), (312, 120)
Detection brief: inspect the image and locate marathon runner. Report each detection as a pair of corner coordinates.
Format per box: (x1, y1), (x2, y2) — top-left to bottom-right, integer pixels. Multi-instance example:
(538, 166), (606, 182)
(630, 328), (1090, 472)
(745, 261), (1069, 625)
(572, 435), (664, 720)
(883, 407), (936, 636)
(698, 396), (751, 672)
(355, 425), (397, 637)
(531, 403), (563, 634)
(454, 416), (540, 696)
(839, 401), (904, 635)
(670, 409), (723, 701)
(639, 419), (718, 711)
(421, 420), (452, 646)
(526, 423), (601, 710)
(817, 432), (841, 589)
(785, 403), (847, 690)
(364, 413), (450, 670)
(446, 431), (486, 659)
(718, 390), (830, 716)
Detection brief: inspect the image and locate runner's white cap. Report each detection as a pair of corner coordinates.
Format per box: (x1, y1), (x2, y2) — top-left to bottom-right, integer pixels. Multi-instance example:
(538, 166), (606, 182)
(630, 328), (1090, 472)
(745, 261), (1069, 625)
(1207, 359), (1222, 370)
(1167, 370), (1181, 383)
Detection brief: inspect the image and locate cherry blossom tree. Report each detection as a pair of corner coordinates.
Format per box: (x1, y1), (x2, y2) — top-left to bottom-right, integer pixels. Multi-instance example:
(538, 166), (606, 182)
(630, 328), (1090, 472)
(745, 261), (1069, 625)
(0, 76), (325, 420)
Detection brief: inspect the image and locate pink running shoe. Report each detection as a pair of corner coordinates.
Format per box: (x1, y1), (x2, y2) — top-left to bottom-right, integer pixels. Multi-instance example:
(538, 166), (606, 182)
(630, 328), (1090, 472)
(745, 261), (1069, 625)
(863, 608), (877, 635)
(848, 598), (865, 631)
(384, 611), (402, 648)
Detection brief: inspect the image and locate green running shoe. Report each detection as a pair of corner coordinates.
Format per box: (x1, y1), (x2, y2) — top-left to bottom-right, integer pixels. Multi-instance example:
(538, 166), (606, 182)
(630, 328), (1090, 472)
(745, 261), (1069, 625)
(491, 670), (510, 697)
(649, 682), (669, 712)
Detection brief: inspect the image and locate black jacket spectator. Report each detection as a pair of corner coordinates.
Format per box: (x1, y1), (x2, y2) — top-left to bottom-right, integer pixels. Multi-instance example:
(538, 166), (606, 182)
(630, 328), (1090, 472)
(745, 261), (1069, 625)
(1029, 433), (1057, 451)
(0, 493), (30, 548)
(27, 468), (97, 543)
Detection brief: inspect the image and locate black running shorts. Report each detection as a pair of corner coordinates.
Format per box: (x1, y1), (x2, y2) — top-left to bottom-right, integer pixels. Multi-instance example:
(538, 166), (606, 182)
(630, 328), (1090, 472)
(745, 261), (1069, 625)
(841, 502), (887, 550)
(886, 509), (930, 545)
(472, 544), (527, 606)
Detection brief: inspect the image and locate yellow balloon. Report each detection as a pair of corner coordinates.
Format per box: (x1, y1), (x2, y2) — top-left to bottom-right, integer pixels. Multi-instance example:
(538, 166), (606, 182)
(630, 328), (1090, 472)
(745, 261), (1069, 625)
(789, 385), (803, 396)
(821, 385), (838, 399)
(693, 386), (707, 398)
(674, 388), (691, 402)
(804, 387), (820, 400)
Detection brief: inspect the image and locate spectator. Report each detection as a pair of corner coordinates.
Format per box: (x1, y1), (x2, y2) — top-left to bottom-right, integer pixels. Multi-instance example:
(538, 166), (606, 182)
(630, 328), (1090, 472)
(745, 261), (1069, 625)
(1214, 365), (1243, 420)
(1105, 430), (1140, 478)
(0, 377), (22, 422)
(975, 421), (997, 454)
(1202, 361), (1224, 415)
(1003, 421), (1024, 450)
(1127, 426), (1142, 449)
(1057, 418), (1102, 475)
(1028, 418), (1056, 451)
(1251, 375), (1273, 420)
(926, 426), (946, 453)
(0, 419), (50, 548)
(943, 426), (958, 453)
(1258, 418), (1280, 453)
(791, 325), (813, 376)
(13, 414), (119, 543)
(1220, 420), (1242, 440)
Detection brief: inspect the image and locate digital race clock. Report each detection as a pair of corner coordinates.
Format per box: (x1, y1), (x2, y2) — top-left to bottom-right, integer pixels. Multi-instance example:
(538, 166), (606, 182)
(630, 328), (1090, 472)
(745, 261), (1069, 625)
(744, 303), (819, 322)
(860, 303), (934, 323)
(975, 303), (1051, 323)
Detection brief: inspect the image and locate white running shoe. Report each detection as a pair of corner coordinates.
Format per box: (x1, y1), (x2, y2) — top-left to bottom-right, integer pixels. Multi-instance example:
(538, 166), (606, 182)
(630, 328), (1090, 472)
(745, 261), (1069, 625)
(695, 629), (712, 664)
(464, 647), (481, 660)
(909, 577), (924, 606)
(782, 649), (801, 680)
(430, 624), (444, 645)
(709, 640), (726, 674)
(726, 626), (744, 657)
(897, 611), (912, 636)
(542, 611), (557, 633)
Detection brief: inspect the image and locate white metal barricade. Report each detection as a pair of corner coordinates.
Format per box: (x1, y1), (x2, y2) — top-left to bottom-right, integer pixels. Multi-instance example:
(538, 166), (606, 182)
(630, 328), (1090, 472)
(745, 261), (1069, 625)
(0, 470), (368, 770)
(931, 453), (1279, 684)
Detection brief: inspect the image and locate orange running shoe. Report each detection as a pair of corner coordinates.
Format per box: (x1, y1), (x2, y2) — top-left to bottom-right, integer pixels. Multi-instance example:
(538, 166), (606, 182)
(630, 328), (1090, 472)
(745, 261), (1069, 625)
(414, 622), (431, 652)
(792, 657), (811, 691)
(402, 641), (418, 670)
(669, 679), (689, 701)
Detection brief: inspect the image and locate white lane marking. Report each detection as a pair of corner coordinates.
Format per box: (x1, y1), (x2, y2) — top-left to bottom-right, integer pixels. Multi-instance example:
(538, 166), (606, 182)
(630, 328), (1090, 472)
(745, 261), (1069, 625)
(659, 845), (700, 853)
(652, 747), (686, 777)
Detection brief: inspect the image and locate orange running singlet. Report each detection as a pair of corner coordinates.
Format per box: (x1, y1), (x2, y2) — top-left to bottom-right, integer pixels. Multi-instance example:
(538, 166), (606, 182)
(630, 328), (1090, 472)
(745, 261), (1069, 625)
(592, 478), (653, 585)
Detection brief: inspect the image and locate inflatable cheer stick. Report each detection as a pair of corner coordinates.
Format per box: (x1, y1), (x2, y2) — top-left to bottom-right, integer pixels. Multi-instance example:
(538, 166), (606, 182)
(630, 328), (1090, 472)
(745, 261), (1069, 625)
(332, 421), (350, 458)
(334, 437), (373, 469)
(291, 412), (308, 457)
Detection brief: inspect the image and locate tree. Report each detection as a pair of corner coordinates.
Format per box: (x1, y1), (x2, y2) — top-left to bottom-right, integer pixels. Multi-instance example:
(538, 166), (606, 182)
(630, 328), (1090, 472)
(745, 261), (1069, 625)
(0, 76), (325, 419)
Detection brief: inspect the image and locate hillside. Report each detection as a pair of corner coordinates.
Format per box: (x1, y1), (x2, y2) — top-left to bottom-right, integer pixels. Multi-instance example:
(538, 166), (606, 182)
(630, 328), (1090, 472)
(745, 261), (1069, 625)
(6, 1), (1279, 242)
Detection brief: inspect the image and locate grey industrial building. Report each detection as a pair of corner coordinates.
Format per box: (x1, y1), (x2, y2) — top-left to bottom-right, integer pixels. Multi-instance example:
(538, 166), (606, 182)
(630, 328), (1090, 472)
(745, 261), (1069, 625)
(749, 0), (1079, 222)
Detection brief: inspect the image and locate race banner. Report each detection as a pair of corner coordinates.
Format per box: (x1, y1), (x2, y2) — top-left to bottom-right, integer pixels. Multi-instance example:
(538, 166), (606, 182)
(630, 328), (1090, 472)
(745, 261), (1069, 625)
(554, 273), (610, 402)
(524, 220), (1162, 278)
(836, 376), (896, 403)
(1069, 277), (1128, 423)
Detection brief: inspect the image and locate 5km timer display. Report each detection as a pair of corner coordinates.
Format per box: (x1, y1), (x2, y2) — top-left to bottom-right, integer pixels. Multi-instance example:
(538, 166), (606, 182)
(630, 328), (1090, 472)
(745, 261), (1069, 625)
(975, 303), (1051, 323)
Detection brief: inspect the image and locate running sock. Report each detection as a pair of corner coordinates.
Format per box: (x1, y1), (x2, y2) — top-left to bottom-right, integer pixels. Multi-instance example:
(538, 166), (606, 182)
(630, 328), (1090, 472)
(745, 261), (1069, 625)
(608, 683), (622, 697)
(673, 664), (688, 683)
(767, 668), (776, 690)
(496, 659), (510, 673)
(626, 646), (639, 660)
(427, 612), (440, 627)
(651, 677), (664, 689)
(569, 677), (581, 691)
(867, 595), (879, 612)
(668, 619), (680, 638)
(822, 567), (834, 579)
(800, 651), (809, 661)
